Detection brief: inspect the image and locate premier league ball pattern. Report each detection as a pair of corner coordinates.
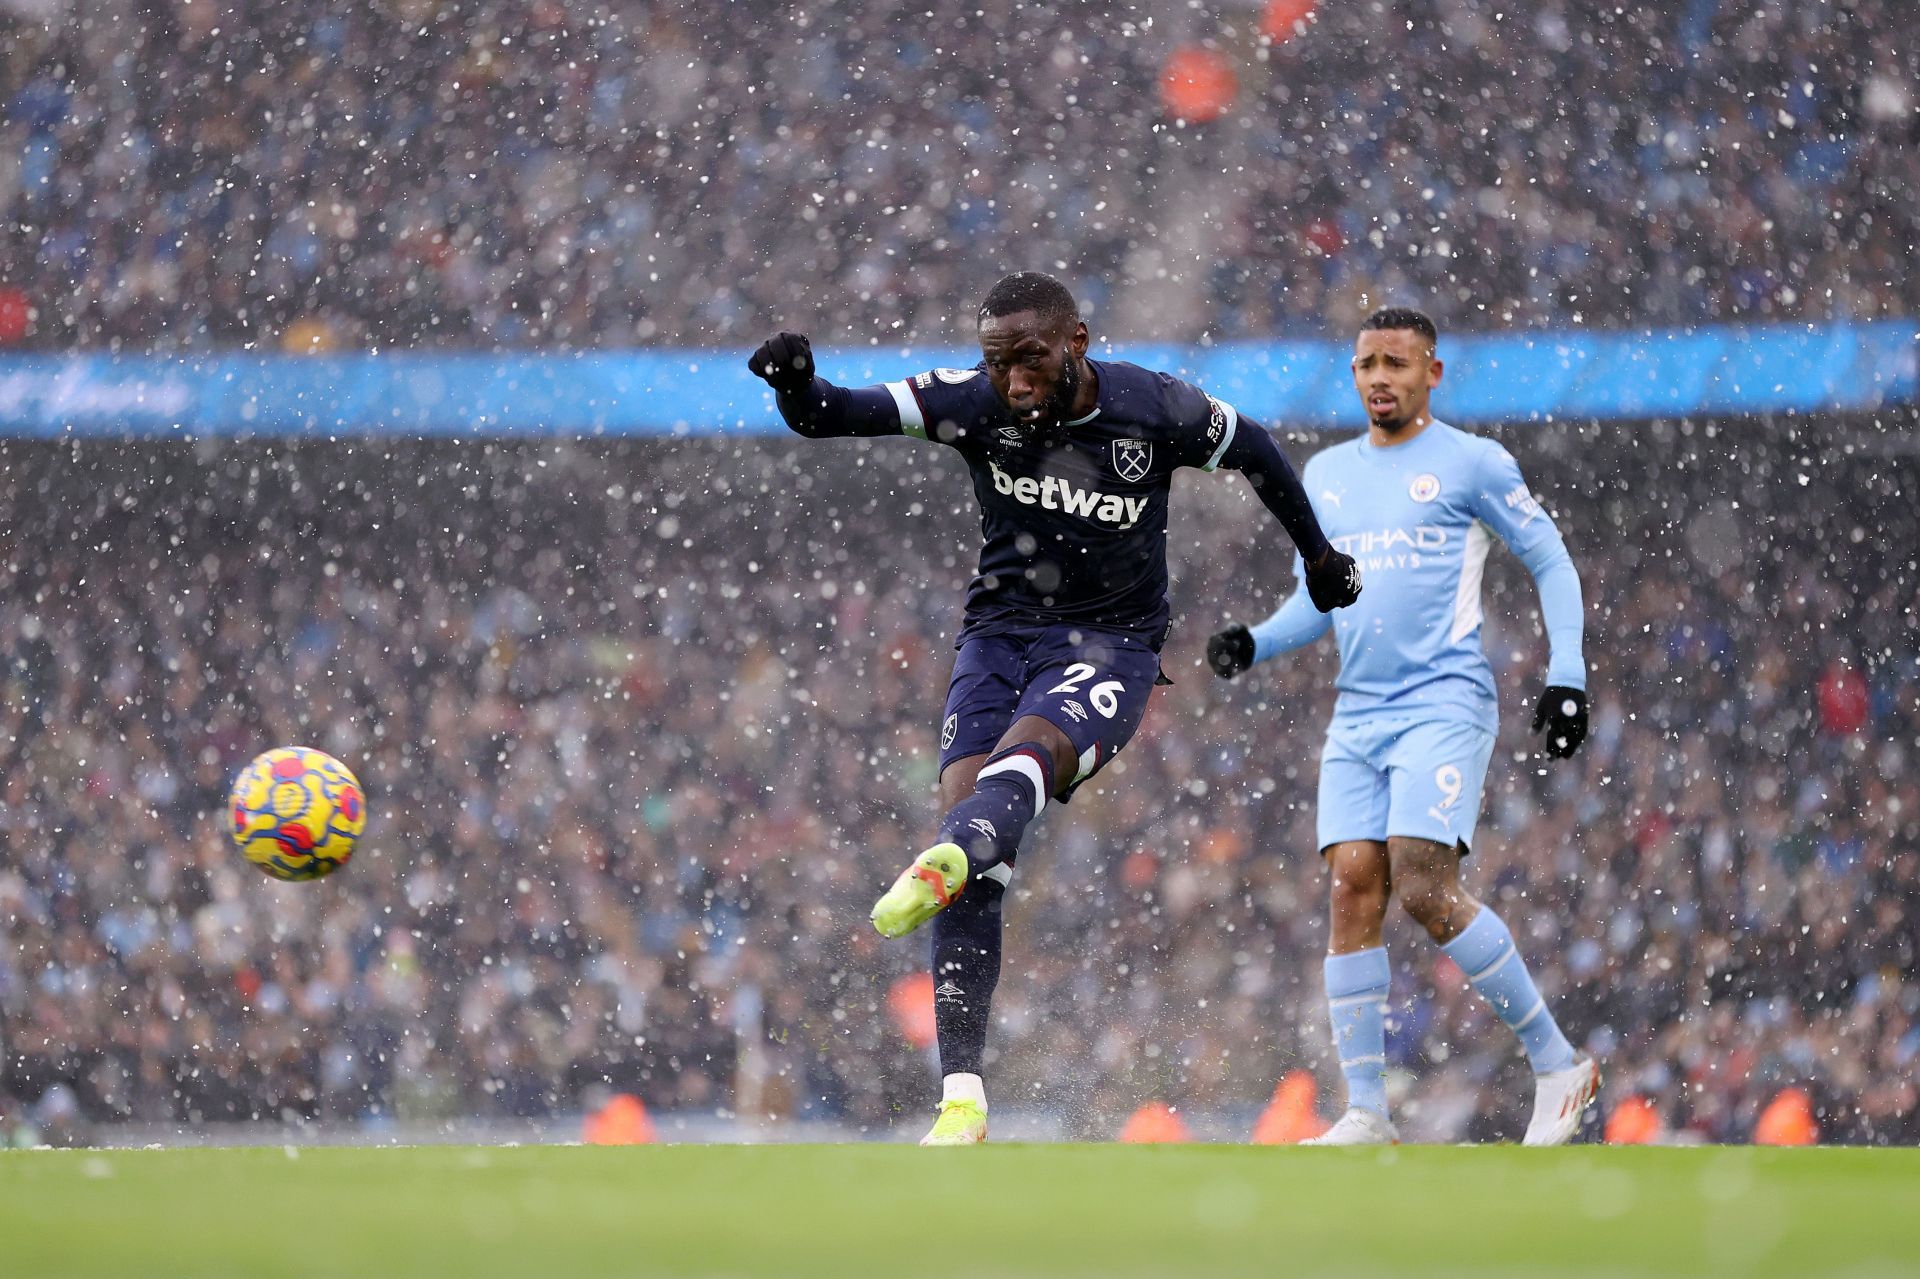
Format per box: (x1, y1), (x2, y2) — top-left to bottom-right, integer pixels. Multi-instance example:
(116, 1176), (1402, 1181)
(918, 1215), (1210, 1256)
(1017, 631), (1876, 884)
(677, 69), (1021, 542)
(229, 747), (366, 881)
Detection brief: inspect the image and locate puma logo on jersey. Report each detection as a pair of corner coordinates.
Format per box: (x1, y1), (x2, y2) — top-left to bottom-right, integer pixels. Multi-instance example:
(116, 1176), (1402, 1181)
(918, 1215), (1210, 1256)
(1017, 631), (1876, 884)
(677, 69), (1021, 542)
(988, 461), (1150, 529)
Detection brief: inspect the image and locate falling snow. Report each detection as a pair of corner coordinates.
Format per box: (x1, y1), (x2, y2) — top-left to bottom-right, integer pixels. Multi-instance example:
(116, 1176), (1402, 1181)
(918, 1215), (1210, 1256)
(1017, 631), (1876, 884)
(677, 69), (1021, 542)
(0, 0), (1916, 1149)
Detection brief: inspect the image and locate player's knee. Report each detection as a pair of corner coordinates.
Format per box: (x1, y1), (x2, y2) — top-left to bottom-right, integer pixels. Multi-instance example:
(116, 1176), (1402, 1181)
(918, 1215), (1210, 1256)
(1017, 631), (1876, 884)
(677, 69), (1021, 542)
(1328, 852), (1390, 921)
(1328, 868), (1388, 921)
(1388, 840), (1459, 925)
(1393, 865), (1458, 931)
(1001, 715), (1075, 795)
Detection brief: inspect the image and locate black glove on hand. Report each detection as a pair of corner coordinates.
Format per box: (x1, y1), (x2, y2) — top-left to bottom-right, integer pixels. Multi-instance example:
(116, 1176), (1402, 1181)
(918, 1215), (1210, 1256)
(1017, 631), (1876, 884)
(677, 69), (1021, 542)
(747, 332), (815, 396)
(1207, 623), (1255, 680)
(1305, 546), (1362, 612)
(1532, 685), (1589, 759)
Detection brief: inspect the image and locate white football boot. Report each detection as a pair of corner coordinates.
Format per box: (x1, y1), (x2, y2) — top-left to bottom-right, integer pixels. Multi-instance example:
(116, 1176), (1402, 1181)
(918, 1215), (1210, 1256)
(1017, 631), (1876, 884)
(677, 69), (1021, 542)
(1301, 1107), (1400, 1146)
(1522, 1052), (1601, 1146)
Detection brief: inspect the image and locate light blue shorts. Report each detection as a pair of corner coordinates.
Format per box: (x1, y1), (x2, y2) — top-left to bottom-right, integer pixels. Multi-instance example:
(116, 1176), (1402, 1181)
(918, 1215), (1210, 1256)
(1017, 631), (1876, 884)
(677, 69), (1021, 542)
(1317, 716), (1497, 854)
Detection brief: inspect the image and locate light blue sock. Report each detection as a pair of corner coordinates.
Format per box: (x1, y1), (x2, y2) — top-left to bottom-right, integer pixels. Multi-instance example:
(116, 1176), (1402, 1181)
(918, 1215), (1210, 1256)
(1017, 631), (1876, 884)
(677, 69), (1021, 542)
(1441, 907), (1577, 1074)
(1323, 948), (1391, 1118)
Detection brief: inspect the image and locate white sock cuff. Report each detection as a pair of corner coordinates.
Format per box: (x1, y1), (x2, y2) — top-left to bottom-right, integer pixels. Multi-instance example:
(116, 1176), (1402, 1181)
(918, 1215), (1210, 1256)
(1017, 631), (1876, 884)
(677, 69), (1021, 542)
(942, 1072), (987, 1110)
(976, 752), (1049, 818)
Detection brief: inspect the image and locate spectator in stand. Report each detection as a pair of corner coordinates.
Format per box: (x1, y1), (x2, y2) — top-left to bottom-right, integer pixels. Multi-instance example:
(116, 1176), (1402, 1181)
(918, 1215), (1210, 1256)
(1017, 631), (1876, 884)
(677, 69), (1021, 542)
(0, 424), (1912, 1144)
(0, 0), (1912, 352)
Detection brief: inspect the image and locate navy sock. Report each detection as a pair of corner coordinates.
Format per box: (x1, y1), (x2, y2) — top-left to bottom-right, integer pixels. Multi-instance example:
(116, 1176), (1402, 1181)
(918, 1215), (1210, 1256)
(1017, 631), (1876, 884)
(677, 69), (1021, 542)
(936, 742), (1054, 876)
(926, 743), (1051, 1079)
(931, 877), (1005, 1078)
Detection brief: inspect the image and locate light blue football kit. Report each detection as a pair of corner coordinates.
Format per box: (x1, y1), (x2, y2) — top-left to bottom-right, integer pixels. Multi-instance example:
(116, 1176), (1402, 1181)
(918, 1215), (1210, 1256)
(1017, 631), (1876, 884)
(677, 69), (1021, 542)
(1248, 419), (1585, 853)
(1244, 418), (1588, 1122)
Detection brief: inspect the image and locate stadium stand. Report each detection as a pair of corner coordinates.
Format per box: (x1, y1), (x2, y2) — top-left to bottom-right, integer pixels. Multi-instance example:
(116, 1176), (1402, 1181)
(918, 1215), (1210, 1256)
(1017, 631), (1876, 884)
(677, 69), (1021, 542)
(0, 0), (1913, 1147)
(0, 0), (1913, 352)
(0, 422), (1913, 1144)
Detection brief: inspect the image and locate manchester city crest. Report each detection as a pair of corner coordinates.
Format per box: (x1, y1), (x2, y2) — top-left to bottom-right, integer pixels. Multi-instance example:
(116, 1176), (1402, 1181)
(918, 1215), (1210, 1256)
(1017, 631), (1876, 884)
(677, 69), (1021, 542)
(1112, 438), (1152, 482)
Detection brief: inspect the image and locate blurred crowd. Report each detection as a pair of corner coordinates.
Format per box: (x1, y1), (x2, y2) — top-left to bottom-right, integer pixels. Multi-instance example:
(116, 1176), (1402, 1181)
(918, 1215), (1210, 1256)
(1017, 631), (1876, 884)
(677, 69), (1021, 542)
(0, 0), (1914, 351)
(1, 423), (1914, 1145)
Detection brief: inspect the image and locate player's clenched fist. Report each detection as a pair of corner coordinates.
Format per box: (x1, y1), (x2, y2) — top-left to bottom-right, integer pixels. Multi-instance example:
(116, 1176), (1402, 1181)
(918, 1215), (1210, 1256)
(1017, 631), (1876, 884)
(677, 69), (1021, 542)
(1206, 623), (1255, 680)
(1531, 685), (1589, 759)
(1306, 546), (1362, 612)
(748, 332), (815, 395)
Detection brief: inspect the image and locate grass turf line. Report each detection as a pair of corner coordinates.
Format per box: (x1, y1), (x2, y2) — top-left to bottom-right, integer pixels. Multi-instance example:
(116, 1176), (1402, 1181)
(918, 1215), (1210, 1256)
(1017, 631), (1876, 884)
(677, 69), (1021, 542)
(4, 1144), (1918, 1277)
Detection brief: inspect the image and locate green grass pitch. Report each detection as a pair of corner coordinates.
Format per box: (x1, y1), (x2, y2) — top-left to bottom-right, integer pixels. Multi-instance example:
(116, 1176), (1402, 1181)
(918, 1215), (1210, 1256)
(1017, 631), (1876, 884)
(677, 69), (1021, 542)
(4, 1143), (1918, 1277)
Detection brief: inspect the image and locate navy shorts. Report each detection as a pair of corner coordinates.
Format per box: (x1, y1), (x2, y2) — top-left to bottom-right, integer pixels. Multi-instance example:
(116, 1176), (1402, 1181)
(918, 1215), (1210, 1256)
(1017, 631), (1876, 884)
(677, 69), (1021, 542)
(938, 624), (1162, 796)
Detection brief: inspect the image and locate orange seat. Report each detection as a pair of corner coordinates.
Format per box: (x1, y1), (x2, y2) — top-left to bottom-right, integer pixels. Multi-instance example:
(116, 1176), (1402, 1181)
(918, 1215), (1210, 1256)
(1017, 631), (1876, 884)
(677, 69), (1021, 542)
(583, 1092), (657, 1146)
(1118, 1101), (1191, 1144)
(1252, 1071), (1330, 1145)
(1603, 1094), (1662, 1145)
(1753, 1087), (1818, 1146)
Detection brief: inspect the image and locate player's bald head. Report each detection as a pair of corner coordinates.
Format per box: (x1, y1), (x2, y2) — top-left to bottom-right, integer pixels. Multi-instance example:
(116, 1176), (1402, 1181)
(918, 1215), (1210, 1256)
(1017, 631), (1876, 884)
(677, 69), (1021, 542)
(979, 272), (1079, 332)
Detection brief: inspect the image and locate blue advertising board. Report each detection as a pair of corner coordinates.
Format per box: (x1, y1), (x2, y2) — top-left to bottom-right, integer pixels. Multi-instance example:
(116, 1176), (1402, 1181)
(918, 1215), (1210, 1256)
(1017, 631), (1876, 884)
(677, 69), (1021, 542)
(0, 321), (1910, 438)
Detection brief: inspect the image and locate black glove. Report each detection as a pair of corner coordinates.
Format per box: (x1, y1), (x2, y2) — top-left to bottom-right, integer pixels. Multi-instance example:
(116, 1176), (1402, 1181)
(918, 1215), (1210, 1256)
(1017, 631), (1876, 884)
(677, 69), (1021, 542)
(1532, 685), (1589, 759)
(1206, 623), (1255, 680)
(1305, 546), (1362, 612)
(747, 331), (815, 396)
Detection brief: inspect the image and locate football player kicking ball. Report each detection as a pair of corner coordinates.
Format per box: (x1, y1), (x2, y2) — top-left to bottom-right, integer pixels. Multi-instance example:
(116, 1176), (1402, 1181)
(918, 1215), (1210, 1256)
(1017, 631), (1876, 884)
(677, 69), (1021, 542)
(749, 272), (1360, 1145)
(1208, 307), (1600, 1145)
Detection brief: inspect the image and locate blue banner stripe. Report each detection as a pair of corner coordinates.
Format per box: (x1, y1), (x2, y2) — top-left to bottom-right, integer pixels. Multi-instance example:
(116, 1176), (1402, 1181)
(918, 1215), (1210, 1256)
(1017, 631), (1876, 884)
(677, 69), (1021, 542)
(0, 321), (1910, 438)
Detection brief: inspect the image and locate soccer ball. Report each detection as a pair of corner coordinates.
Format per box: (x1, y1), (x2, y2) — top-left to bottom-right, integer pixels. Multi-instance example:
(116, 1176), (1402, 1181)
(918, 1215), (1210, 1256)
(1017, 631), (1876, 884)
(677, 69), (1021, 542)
(229, 747), (366, 881)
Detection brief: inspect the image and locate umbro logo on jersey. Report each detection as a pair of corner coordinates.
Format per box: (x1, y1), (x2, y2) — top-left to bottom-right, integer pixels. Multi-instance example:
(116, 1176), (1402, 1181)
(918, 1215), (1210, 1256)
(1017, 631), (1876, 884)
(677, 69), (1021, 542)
(934, 981), (965, 1001)
(1112, 438), (1152, 482)
(988, 461), (1149, 529)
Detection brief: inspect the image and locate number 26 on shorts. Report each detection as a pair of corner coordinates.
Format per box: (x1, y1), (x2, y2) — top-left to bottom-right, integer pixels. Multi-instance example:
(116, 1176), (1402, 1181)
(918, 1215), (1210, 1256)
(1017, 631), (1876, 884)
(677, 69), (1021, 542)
(1046, 663), (1125, 718)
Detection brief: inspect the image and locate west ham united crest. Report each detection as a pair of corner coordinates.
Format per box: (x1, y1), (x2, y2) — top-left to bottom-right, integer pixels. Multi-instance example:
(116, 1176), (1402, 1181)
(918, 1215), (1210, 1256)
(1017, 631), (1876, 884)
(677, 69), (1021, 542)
(1111, 438), (1152, 482)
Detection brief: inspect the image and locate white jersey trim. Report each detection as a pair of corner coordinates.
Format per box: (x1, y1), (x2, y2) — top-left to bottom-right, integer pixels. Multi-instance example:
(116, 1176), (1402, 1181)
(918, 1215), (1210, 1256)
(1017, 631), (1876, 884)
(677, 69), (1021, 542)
(1201, 398), (1238, 472)
(1451, 521), (1492, 643)
(885, 380), (927, 439)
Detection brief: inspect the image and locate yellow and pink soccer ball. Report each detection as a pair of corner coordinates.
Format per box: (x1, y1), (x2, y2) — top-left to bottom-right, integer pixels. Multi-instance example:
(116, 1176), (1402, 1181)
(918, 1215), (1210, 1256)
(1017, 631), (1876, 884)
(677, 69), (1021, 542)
(228, 747), (366, 881)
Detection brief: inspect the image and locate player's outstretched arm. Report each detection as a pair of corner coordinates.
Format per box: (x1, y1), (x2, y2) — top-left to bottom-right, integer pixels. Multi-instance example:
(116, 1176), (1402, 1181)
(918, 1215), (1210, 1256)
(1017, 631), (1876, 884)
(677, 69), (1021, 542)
(1218, 418), (1360, 612)
(747, 331), (902, 439)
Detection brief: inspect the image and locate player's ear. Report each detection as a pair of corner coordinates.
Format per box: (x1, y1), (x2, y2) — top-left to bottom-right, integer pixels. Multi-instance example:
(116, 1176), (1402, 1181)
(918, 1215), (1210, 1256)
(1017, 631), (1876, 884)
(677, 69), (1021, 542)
(1070, 319), (1089, 358)
(1428, 357), (1443, 388)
